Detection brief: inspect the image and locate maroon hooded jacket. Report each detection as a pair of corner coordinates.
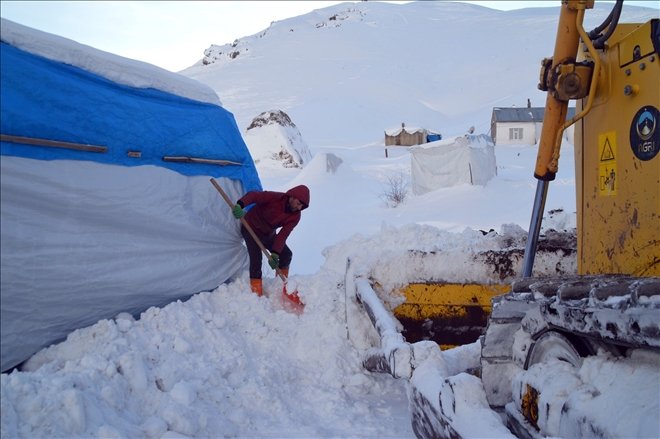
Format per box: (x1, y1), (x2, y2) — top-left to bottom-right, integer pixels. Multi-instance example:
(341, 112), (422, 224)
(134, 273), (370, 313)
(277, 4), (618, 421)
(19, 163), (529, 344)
(237, 185), (310, 254)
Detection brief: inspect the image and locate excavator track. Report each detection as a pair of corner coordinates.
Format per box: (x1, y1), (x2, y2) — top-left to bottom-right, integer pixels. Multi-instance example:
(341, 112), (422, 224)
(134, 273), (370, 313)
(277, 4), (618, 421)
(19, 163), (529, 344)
(481, 275), (660, 438)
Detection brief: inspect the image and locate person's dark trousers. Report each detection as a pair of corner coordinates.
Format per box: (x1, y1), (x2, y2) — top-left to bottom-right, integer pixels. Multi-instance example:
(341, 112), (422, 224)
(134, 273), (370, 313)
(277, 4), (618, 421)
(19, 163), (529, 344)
(241, 225), (292, 279)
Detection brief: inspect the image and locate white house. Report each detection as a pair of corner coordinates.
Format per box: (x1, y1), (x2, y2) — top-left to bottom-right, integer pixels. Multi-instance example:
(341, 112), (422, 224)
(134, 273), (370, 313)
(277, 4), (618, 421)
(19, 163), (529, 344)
(490, 107), (576, 146)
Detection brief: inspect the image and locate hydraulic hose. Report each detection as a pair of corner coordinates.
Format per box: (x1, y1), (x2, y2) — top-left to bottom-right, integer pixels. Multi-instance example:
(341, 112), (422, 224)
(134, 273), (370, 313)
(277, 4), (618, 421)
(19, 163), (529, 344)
(588, 0), (617, 38)
(590, 0), (623, 49)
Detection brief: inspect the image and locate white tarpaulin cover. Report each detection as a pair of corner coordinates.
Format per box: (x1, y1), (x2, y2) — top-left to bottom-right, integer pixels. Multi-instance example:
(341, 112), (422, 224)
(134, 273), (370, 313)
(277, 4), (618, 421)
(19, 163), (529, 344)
(410, 134), (496, 195)
(0, 158), (250, 372)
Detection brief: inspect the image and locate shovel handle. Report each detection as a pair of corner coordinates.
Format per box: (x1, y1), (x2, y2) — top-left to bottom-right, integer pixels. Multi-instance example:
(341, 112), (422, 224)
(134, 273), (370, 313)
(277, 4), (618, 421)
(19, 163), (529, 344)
(210, 178), (287, 282)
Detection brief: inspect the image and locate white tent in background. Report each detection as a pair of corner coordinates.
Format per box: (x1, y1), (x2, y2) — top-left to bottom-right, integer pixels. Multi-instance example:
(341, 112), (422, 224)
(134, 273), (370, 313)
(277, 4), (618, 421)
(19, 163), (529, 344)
(410, 134), (496, 195)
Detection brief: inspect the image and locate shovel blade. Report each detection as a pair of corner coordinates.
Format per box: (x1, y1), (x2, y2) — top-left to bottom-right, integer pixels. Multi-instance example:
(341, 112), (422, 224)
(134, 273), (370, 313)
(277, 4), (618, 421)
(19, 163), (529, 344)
(283, 280), (303, 305)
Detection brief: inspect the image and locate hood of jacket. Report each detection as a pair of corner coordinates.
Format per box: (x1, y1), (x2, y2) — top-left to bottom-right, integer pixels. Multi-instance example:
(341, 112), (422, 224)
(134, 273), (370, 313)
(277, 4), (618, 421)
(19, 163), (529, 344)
(286, 185), (310, 210)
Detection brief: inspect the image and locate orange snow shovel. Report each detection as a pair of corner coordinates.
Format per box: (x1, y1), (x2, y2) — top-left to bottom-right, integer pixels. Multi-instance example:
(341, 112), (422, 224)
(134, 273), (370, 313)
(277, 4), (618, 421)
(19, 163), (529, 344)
(210, 179), (302, 305)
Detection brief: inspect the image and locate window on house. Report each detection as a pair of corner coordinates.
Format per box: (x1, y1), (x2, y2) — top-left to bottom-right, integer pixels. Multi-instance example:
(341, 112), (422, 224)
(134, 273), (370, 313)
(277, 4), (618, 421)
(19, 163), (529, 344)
(509, 128), (523, 140)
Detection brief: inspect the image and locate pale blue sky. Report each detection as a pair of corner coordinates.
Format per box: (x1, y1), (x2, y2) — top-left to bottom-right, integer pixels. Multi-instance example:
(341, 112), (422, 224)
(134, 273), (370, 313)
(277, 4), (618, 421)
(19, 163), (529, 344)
(1, 1), (657, 72)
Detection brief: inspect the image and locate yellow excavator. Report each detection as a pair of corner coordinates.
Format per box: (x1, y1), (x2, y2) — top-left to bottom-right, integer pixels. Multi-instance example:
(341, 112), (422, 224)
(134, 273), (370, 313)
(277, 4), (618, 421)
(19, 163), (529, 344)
(345, 1), (658, 437)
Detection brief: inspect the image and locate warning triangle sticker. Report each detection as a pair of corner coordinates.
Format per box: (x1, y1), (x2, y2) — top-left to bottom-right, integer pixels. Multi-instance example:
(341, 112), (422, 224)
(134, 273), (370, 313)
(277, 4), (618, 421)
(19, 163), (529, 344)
(600, 137), (615, 161)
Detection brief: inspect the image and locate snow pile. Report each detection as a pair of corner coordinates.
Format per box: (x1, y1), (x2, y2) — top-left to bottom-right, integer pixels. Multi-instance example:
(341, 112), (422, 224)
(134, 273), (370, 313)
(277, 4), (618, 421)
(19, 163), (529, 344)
(243, 110), (313, 172)
(0, 212), (651, 439)
(0, 18), (221, 106)
(542, 207), (576, 233)
(0, 270), (415, 438)
(0, 219), (575, 439)
(323, 221), (576, 292)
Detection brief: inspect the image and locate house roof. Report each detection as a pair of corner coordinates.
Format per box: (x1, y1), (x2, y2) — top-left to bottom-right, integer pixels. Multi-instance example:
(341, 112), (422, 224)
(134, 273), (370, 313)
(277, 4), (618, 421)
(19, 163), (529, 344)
(385, 124), (442, 137)
(492, 107), (576, 123)
(385, 125), (424, 136)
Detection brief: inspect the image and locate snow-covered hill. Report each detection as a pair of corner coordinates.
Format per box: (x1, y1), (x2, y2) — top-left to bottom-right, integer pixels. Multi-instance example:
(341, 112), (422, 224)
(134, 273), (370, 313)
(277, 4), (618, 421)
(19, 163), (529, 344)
(180, 1), (658, 146)
(178, 0), (657, 274)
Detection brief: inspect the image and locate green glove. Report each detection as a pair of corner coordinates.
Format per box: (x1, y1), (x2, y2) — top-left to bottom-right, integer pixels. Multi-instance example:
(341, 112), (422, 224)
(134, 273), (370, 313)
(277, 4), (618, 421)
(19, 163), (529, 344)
(232, 204), (244, 219)
(269, 253), (279, 269)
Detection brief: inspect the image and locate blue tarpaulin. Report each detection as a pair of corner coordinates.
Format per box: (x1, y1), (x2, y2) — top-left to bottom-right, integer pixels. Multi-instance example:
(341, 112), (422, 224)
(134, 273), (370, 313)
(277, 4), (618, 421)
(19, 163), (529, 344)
(0, 42), (261, 192)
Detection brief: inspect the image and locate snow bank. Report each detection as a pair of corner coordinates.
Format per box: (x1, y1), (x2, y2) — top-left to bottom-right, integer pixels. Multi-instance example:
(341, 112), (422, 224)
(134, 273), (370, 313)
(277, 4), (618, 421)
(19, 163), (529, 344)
(323, 221), (576, 292)
(0, 271), (415, 438)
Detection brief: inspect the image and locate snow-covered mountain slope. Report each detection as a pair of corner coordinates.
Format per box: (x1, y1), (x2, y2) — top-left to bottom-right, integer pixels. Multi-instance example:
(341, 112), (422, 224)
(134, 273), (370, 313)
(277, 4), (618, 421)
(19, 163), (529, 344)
(180, 1), (658, 147)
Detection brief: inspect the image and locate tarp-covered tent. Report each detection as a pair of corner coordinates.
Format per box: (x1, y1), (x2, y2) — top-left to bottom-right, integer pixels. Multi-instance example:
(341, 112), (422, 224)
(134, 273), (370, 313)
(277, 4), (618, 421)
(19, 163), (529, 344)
(0, 19), (262, 372)
(410, 134), (496, 195)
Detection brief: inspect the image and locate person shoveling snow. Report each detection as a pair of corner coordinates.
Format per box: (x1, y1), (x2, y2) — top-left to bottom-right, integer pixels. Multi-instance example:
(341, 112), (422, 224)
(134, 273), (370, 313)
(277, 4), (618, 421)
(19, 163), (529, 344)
(226, 182), (310, 303)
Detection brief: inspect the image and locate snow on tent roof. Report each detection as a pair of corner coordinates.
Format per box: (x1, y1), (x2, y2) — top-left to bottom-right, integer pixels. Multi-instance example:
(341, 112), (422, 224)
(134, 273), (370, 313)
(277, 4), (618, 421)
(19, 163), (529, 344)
(413, 134), (492, 150)
(0, 18), (221, 106)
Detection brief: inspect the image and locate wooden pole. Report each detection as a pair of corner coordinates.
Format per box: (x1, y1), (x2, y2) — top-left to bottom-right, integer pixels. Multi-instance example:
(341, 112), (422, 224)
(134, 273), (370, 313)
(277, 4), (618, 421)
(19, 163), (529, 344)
(164, 156), (241, 166)
(210, 178), (287, 282)
(1, 134), (107, 153)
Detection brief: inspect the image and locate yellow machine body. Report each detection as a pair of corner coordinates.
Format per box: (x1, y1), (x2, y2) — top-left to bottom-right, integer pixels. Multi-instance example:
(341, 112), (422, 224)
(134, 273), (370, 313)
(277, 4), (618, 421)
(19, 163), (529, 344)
(574, 20), (659, 276)
(393, 283), (509, 350)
